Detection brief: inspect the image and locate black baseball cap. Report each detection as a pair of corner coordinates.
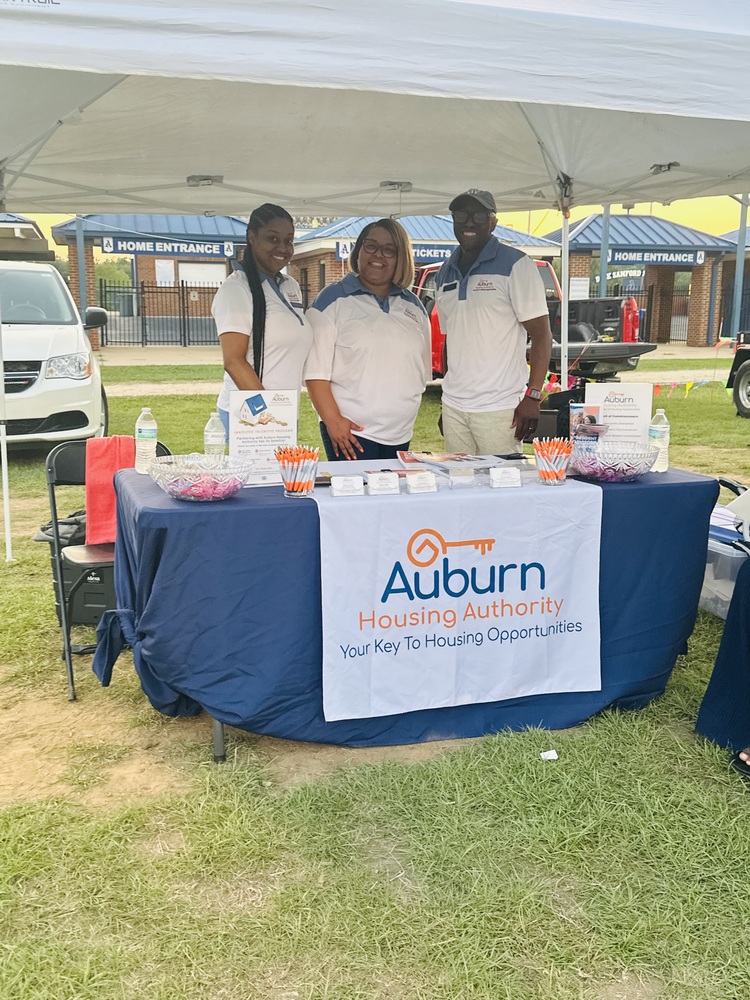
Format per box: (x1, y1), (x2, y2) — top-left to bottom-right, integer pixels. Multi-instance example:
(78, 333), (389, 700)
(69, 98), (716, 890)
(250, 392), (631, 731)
(449, 189), (497, 212)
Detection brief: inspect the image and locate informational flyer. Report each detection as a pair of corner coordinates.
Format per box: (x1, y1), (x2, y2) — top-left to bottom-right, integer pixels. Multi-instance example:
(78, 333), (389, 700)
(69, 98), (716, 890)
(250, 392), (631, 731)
(228, 389), (298, 485)
(584, 382), (652, 446)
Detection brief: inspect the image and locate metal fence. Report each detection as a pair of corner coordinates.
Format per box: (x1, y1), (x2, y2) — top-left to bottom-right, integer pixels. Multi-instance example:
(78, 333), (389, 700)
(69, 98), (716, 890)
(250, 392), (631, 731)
(98, 278), (693, 347)
(721, 286), (750, 336)
(98, 280), (219, 346)
(627, 288), (689, 343)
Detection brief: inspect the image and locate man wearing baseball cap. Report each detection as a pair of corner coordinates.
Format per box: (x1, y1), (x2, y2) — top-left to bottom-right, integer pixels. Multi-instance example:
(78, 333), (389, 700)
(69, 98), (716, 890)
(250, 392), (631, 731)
(435, 189), (552, 454)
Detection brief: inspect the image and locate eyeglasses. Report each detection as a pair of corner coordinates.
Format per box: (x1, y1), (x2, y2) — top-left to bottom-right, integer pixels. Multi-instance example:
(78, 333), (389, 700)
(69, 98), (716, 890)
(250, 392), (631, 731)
(361, 239), (398, 259)
(452, 210), (492, 225)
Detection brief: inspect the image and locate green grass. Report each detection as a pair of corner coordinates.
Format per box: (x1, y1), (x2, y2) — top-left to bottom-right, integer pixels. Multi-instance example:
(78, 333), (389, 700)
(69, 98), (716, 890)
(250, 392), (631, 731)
(98, 359), (735, 384)
(3, 384), (750, 998)
(100, 364), (223, 383)
(638, 357), (732, 373)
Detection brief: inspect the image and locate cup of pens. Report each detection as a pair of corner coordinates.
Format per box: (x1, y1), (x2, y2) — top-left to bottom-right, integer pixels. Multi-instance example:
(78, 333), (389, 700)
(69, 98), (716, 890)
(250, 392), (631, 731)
(275, 446), (319, 498)
(532, 437), (572, 485)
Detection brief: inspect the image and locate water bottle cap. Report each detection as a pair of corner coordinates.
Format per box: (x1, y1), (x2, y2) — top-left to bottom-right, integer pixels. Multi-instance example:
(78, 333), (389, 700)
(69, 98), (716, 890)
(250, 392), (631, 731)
(142, 407), (151, 413)
(210, 411), (218, 416)
(655, 408), (665, 414)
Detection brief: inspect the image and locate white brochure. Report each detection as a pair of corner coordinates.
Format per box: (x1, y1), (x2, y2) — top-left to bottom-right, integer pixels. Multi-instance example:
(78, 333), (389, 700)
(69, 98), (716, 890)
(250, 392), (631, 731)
(228, 389), (298, 485)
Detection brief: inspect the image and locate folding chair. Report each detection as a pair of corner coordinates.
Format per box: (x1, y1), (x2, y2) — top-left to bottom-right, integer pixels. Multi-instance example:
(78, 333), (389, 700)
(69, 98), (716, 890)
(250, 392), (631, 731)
(45, 438), (170, 701)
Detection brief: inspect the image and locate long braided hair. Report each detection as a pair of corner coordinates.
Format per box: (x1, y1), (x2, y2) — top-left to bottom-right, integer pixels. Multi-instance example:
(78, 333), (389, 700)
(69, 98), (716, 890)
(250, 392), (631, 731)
(242, 203), (294, 383)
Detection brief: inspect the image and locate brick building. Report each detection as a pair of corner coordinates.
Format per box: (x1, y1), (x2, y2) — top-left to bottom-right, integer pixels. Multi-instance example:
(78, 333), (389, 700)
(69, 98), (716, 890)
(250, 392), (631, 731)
(288, 216), (560, 307)
(52, 214), (247, 348)
(544, 215), (736, 346)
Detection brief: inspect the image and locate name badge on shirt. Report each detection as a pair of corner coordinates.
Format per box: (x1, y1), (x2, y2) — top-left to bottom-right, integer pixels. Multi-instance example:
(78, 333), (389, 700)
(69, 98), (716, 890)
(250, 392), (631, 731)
(442, 281), (458, 292)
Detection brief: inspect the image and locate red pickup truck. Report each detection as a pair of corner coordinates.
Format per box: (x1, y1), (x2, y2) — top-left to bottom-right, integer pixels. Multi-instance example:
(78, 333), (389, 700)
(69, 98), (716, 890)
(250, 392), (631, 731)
(414, 260), (653, 380)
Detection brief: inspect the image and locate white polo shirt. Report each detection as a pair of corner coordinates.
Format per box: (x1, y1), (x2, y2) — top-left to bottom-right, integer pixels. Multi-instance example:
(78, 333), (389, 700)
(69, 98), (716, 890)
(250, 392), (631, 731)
(305, 273), (431, 445)
(211, 268), (313, 410)
(435, 237), (549, 412)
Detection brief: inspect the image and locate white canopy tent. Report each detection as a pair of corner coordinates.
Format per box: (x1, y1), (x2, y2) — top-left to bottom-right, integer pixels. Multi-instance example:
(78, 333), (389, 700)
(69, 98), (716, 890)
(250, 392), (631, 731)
(2, 2), (750, 216)
(2, 0), (750, 558)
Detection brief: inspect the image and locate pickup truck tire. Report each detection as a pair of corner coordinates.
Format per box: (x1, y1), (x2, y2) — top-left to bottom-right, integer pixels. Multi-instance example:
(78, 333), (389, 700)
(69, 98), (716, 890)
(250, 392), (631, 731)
(733, 360), (750, 418)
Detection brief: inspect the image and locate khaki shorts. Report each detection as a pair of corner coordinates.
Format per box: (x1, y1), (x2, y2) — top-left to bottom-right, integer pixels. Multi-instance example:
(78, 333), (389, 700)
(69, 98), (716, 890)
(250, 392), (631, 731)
(442, 402), (521, 456)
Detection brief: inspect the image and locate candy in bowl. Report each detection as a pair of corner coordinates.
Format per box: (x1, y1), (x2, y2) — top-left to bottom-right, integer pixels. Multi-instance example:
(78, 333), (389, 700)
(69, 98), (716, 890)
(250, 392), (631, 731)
(148, 454), (254, 501)
(570, 442), (658, 483)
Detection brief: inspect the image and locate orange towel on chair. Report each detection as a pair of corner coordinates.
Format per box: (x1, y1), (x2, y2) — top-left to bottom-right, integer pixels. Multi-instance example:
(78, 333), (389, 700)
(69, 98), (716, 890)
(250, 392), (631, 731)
(85, 435), (136, 544)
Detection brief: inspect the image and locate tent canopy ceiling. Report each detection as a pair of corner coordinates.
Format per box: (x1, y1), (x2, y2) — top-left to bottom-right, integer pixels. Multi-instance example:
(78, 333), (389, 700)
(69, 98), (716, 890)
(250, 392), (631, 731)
(1, 1), (750, 216)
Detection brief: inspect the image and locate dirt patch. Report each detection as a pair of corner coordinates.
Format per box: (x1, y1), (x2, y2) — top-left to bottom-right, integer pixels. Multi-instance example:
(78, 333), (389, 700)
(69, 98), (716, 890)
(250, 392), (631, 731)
(249, 731), (479, 788)
(592, 971), (664, 999)
(106, 381), (218, 397)
(0, 690), (195, 809)
(0, 678), (480, 810)
(619, 369), (728, 385)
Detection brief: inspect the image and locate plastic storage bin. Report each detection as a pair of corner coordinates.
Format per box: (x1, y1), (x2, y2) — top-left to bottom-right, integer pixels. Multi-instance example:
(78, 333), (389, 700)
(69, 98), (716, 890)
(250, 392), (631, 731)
(699, 536), (749, 619)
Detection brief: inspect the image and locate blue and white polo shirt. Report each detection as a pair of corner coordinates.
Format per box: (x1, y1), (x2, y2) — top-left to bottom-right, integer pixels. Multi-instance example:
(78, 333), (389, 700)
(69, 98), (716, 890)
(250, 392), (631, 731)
(435, 237), (548, 412)
(305, 273), (431, 445)
(211, 269), (313, 410)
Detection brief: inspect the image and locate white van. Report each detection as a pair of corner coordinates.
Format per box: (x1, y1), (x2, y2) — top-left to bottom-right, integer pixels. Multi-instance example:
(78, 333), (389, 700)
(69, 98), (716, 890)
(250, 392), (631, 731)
(1, 261), (107, 444)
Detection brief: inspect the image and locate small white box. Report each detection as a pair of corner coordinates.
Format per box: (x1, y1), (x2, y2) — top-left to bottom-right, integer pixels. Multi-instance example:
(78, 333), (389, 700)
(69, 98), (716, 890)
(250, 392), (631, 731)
(699, 536), (748, 619)
(449, 469), (475, 488)
(330, 474), (365, 497)
(490, 466), (522, 488)
(405, 471), (438, 494)
(365, 471), (400, 495)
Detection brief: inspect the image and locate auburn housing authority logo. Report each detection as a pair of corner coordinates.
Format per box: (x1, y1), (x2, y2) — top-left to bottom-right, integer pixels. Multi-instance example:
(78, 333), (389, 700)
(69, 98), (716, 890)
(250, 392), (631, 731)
(380, 527), (546, 603)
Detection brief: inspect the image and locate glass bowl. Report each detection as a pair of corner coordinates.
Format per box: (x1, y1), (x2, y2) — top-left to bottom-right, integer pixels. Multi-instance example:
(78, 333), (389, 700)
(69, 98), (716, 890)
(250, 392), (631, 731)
(148, 454), (254, 501)
(570, 442), (659, 483)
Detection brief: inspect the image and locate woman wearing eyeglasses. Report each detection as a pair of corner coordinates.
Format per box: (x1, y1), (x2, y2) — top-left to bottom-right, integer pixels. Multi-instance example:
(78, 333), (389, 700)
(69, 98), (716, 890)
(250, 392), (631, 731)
(305, 219), (431, 460)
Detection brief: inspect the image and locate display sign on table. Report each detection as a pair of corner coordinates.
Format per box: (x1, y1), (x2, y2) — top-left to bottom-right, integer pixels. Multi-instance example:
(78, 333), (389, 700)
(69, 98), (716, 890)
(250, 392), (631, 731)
(584, 382), (653, 446)
(228, 389), (298, 485)
(314, 482), (603, 721)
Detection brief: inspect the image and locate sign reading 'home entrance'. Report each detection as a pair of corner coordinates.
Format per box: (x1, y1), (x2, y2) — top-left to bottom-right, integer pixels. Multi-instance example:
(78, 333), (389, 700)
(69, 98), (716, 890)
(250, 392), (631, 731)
(101, 237), (236, 257)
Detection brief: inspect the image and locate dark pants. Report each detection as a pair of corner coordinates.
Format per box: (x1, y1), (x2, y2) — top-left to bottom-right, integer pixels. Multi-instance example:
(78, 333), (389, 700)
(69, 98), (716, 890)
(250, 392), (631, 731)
(319, 422), (409, 462)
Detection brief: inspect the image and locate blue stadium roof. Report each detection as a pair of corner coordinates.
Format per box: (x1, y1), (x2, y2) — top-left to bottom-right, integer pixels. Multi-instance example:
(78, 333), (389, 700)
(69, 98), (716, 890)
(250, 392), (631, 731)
(52, 214), (248, 243)
(543, 214), (735, 252)
(0, 213), (34, 225)
(296, 215), (559, 249)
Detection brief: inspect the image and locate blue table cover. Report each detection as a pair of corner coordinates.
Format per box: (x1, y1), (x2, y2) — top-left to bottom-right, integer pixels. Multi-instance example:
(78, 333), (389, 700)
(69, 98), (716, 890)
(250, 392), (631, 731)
(94, 468), (718, 746)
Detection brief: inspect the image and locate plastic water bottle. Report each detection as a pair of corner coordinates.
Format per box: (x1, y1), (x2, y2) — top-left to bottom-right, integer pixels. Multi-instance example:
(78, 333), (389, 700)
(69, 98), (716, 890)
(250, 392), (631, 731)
(204, 411), (227, 455)
(134, 406), (158, 474)
(648, 408), (670, 473)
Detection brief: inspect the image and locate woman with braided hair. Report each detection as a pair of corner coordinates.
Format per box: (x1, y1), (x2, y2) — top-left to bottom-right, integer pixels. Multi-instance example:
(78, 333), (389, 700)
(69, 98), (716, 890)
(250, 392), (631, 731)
(211, 204), (313, 434)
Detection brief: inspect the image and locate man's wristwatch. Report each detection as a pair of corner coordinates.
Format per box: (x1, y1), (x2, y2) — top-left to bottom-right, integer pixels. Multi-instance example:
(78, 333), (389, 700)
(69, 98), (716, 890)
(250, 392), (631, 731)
(524, 387), (542, 400)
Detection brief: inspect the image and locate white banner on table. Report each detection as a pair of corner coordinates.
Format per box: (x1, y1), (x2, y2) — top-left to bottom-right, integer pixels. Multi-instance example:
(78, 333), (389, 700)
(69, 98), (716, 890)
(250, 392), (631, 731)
(314, 481), (603, 721)
(228, 389), (298, 485)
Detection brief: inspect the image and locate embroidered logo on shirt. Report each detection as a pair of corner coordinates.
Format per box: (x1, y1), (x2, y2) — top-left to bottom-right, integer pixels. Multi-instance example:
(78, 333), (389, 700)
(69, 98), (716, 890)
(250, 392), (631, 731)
(473, 278), (497, 292)
(403, 307), (422, 325)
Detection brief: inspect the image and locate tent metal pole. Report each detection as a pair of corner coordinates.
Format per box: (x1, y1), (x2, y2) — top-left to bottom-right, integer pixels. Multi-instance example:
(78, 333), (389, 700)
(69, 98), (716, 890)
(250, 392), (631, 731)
(561, 213), (570, 385)
(730, 195), (748, 340)
(598, 205), (611, 297)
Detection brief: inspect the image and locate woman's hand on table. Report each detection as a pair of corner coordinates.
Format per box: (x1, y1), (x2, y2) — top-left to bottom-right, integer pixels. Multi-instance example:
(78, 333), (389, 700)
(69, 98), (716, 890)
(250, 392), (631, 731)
(325, 414), (365, 460)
